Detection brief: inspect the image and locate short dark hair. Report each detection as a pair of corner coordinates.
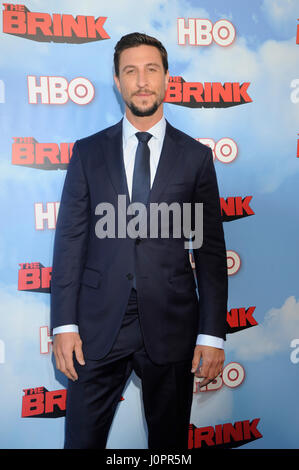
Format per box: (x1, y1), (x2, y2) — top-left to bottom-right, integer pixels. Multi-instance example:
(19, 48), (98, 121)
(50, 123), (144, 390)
(114, 32), (168, 77)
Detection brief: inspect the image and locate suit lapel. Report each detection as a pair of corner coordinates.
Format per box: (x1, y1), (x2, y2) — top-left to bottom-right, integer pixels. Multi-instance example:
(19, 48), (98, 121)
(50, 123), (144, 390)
(101, 118), (184, 208)
(102, 119), (130, 207)
(148, 120), (183, 205)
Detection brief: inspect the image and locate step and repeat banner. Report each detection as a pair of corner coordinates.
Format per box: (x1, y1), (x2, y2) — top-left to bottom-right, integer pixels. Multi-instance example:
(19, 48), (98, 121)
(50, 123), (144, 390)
(0, 0), (298, 450)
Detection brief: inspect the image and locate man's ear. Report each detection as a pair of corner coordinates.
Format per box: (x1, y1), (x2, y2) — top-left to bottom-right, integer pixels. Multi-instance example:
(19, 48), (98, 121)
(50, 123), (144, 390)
(114, 74), (121, 93)
(164, 70), (170, 90)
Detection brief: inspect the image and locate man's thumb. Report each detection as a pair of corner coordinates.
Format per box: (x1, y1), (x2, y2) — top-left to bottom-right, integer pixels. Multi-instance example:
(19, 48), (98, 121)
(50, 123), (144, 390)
(75, 342), (85, 366)
(191, 352), (201, 373)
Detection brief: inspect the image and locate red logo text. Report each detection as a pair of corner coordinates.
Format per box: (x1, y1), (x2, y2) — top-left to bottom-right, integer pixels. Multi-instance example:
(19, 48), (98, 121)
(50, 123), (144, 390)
(165, 77), (252, 108)
(3, 3), (110, 43)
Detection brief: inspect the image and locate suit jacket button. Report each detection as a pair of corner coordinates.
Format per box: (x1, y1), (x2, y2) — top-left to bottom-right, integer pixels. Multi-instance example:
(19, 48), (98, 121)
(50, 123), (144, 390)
(126, 273), (134, 280)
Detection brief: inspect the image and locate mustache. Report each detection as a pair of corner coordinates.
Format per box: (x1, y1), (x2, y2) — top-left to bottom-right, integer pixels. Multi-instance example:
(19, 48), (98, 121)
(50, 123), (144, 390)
(132, 89), (155, 96)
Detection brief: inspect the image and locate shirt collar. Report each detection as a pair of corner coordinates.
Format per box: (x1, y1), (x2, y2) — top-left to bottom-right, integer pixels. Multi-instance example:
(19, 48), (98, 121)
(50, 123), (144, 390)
(123, 114), (166, 146)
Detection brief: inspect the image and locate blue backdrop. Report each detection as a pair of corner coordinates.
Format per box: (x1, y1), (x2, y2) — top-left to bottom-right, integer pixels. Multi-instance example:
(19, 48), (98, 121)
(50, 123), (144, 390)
(0, 0), (298, 449)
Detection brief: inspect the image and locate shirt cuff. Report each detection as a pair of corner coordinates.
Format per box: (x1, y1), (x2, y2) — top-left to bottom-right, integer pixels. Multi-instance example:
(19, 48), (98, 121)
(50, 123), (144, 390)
(52, 324), (79, 335)
(196, 334), (224, 349)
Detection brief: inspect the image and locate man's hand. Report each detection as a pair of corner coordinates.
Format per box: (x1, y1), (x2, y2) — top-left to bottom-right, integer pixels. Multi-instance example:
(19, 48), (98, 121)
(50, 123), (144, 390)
(191, 345), (225, 387)
(53, 332), (85, 381)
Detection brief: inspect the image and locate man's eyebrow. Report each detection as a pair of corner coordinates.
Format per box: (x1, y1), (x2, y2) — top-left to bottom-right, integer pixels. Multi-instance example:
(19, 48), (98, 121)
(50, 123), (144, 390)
(146, 62), (162, 68)
(122, 62), (162, 71)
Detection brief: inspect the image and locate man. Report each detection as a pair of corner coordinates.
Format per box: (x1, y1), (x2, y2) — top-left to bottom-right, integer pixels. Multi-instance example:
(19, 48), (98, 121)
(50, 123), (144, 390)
(51, 32), (228, 449)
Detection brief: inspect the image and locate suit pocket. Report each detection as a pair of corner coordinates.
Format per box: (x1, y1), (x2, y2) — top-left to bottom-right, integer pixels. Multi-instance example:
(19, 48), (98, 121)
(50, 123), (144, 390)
(162, 189), (190, 204)
(169, 271), (197, 292)
(164, 181), (193, 194)
(80, 267), (102, 288)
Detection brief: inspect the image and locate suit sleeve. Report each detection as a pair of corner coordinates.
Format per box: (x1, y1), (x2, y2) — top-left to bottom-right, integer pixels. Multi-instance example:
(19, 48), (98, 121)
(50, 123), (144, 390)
(50, 142), (90, 332)
(192, 146), (228, 340)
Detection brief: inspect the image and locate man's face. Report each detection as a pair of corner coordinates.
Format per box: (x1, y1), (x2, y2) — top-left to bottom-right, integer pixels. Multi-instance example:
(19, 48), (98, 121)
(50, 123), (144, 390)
(114, 45), (169, 117)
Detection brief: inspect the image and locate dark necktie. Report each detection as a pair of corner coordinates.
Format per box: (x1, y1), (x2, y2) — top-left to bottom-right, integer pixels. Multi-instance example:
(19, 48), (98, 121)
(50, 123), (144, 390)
(131, 131), (152, 289)
(131, 132), (152, 205)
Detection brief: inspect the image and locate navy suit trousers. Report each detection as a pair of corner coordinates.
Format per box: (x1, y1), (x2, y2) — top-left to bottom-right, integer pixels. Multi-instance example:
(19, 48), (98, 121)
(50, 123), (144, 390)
(64, 288), (194, 449)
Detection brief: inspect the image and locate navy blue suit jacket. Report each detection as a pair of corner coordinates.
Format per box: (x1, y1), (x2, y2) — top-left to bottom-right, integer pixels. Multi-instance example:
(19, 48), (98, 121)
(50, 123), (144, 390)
(50, 119), (228, 364)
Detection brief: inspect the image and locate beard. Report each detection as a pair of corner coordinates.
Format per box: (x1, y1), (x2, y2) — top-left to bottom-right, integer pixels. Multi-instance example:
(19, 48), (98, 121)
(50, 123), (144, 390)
(125, 91), (164, 117)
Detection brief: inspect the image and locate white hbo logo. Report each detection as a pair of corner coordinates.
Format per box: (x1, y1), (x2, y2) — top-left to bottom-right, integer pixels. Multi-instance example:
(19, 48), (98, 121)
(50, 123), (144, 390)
(27, 75), (95, 105)
(194, 362), (245, 392)
(198, 138), (238, 164)
(290, 79), (299, 104)
(221, 362), (245, 388)
(68, 78), (94, 104)
(178, 18), (236, 46)
(290, 339), (299, 364)
(227, 250), (241, 276)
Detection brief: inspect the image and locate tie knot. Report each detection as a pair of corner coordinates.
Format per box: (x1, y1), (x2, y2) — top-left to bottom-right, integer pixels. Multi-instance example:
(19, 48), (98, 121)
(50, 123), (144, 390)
(135, 132), (152, 144)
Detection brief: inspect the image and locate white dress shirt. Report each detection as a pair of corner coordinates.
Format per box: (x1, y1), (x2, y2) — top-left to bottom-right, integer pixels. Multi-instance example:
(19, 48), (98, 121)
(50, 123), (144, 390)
(53, 115), (224, 350)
